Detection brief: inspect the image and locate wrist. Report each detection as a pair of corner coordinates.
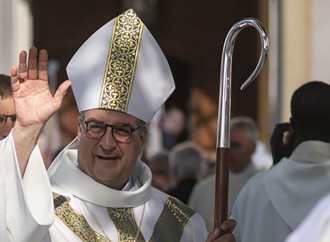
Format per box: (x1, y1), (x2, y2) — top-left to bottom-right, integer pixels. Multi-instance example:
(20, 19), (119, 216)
(13, 123), (43, 146)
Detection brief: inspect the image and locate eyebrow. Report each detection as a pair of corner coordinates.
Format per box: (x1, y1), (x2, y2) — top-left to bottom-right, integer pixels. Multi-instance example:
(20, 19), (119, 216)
(85, 117), (134, 126)
(0, 113), (16, 116)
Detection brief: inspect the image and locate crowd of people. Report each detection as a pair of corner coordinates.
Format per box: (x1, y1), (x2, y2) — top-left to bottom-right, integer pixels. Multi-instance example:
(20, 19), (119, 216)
(2, 7), (330, 242)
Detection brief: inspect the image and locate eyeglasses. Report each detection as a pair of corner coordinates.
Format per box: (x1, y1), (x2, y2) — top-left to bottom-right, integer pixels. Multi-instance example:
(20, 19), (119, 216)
(0, 114), (16, 127)
(81, 120), (145, 142)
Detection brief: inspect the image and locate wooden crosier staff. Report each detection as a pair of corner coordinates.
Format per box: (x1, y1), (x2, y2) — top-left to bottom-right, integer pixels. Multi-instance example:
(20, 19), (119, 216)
(214, 18), (269, 229)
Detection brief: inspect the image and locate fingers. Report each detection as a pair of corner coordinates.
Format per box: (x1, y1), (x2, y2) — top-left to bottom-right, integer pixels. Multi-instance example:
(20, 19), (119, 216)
(206, 228), (219, 242)
(11, 65), (19, 92)
(215, 233), (236, 242)
(206, 227), (236, 242)
(57, 80), (72, 96)
(274, 123), (291, 134)
(54, 80), (72, 107)
(220, 219), (236, 233)
(17, 47), (48, 82)
(18, 50), (28, 81)
(28, 47), (38, 79)
(270, 123), (291, 145)
(38, 49), (48, 80)
(270, 122), (296, 164)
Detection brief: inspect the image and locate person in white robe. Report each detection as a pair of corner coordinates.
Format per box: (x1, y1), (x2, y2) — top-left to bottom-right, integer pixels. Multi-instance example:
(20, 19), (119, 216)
(0, 74), (16, 242)
(285, 191), (330, 242)
(0, 74), (16, 140)
(231, 81), (330, 242)
(1, 9), (236, 242)
(189, 116), (265, 232)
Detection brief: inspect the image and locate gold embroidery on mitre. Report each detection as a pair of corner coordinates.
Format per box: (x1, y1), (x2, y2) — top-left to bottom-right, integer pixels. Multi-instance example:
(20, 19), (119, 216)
(53, 193), (111, 242)
(149, 197), (195, 241)
(99, 9), (144, 112)
(107, 207), (145, 242)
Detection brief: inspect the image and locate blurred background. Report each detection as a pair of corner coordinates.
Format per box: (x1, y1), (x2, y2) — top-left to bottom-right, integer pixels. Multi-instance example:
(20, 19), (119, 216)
(0, 0), (329, 163)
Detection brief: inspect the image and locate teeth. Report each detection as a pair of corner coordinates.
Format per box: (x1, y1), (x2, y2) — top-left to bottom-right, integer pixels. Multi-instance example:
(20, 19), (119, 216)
(98, 155), (115, 159)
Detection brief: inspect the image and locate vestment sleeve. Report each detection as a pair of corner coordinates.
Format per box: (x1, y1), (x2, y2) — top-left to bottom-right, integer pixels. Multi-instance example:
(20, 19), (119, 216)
(0, 132), (54, 242)
(180, 213), (209, 242)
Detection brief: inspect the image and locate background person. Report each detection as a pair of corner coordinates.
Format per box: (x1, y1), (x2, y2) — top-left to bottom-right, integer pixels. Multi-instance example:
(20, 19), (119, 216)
(0, 74), (15, 140)
(189, 116), (265, 232)
(231, 81), (330, 242)
(167, 141), (202, 204)
(148, 150), (171, 192)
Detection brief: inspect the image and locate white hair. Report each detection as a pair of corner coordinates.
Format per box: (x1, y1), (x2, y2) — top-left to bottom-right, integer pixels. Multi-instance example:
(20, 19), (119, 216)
(170, 141), (202, 178)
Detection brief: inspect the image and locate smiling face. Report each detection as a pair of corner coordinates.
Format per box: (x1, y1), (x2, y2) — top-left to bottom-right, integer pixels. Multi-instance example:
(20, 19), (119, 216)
(77, 109), (147, 190)
(0, 97), (15, 140)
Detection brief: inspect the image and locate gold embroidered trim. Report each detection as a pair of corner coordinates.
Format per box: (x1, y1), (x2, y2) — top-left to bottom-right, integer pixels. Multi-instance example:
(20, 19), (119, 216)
(150, 197), (195, 241)
(99, 9), (144, 112)
(53, 193), (111, 242)
(107, 207), (145, 242)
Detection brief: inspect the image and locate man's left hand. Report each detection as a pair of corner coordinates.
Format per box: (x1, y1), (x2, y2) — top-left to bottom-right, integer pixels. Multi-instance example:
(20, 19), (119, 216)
(206, 219), (236, 242)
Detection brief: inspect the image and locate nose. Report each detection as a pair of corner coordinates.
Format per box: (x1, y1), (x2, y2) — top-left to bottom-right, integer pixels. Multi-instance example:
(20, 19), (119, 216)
(0, 123), (13, 139)
(7, 118), (15, 127)
(98, 128), (117, 151)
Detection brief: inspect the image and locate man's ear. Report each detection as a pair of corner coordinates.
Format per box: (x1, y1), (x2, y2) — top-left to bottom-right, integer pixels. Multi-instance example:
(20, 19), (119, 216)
(140, 127), (148, 146)
(77, 122), (82, 139)
(137, 127), (148, 156)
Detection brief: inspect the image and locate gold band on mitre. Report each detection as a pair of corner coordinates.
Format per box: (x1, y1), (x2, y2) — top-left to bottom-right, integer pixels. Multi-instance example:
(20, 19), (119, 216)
(99, 9), (144, 112)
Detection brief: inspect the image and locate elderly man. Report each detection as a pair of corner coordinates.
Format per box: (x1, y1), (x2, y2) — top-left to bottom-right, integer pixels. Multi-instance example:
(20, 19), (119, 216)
(1, 9), (235, 242)
(167, 141), (202, 204)
(189, 116), (264, 232)
(0, 74), (15, 140)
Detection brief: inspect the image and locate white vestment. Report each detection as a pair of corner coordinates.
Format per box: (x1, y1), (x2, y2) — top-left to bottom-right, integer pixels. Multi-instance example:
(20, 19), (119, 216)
(1, 133), (208, 242)
(285, 191), (330, 242)
(231, 141), (330, 242)
(189, 162), (262, 232)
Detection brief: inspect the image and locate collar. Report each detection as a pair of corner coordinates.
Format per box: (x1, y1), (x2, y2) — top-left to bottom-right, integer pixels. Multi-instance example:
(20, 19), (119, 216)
(263, 140), (330, 230)
(229, 162), (258, 179)
(290, 140), (330, 164)
(48, 138), (152, 207)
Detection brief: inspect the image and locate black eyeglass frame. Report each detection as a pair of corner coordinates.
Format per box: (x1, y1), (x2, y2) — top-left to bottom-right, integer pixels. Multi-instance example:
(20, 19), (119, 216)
(81, 120), (145, 142)
(0, 114), (16, 127)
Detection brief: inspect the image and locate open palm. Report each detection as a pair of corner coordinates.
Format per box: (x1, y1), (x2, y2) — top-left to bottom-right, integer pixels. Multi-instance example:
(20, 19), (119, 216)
(11, 47), (71, 127)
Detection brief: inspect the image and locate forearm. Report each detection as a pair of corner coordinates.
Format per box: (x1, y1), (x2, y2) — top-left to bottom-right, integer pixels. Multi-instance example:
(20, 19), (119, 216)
(10, 47), (71, 176)
(12, 123), (43, 176)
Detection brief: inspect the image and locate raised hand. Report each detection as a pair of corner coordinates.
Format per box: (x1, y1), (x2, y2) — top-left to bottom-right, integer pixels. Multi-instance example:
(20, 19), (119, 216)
(11, 47), (71, 128)
(270, 122), (297, 165)
(10, 47), (71, 176)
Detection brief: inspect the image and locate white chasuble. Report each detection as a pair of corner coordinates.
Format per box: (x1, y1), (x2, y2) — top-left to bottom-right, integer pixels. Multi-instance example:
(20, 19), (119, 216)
(285, 192), (330, 242)
(1, 134), (208, 241)
(231, 141), (330, 242)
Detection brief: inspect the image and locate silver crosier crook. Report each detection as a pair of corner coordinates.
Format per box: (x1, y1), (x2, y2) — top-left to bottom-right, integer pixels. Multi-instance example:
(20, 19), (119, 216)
(214, 18), (269, 229)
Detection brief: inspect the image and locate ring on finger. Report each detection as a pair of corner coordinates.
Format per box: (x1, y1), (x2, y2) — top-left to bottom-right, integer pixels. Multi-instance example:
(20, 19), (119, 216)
(19, 77), (27, 83)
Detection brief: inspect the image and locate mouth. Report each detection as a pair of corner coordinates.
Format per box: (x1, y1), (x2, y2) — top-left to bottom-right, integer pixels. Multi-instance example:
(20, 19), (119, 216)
(96, 155), (118, 161)
(95, 155), (119, 168)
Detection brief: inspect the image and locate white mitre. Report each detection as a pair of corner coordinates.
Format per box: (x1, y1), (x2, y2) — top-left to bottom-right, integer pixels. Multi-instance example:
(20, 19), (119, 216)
(66, 9), (175, 123)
